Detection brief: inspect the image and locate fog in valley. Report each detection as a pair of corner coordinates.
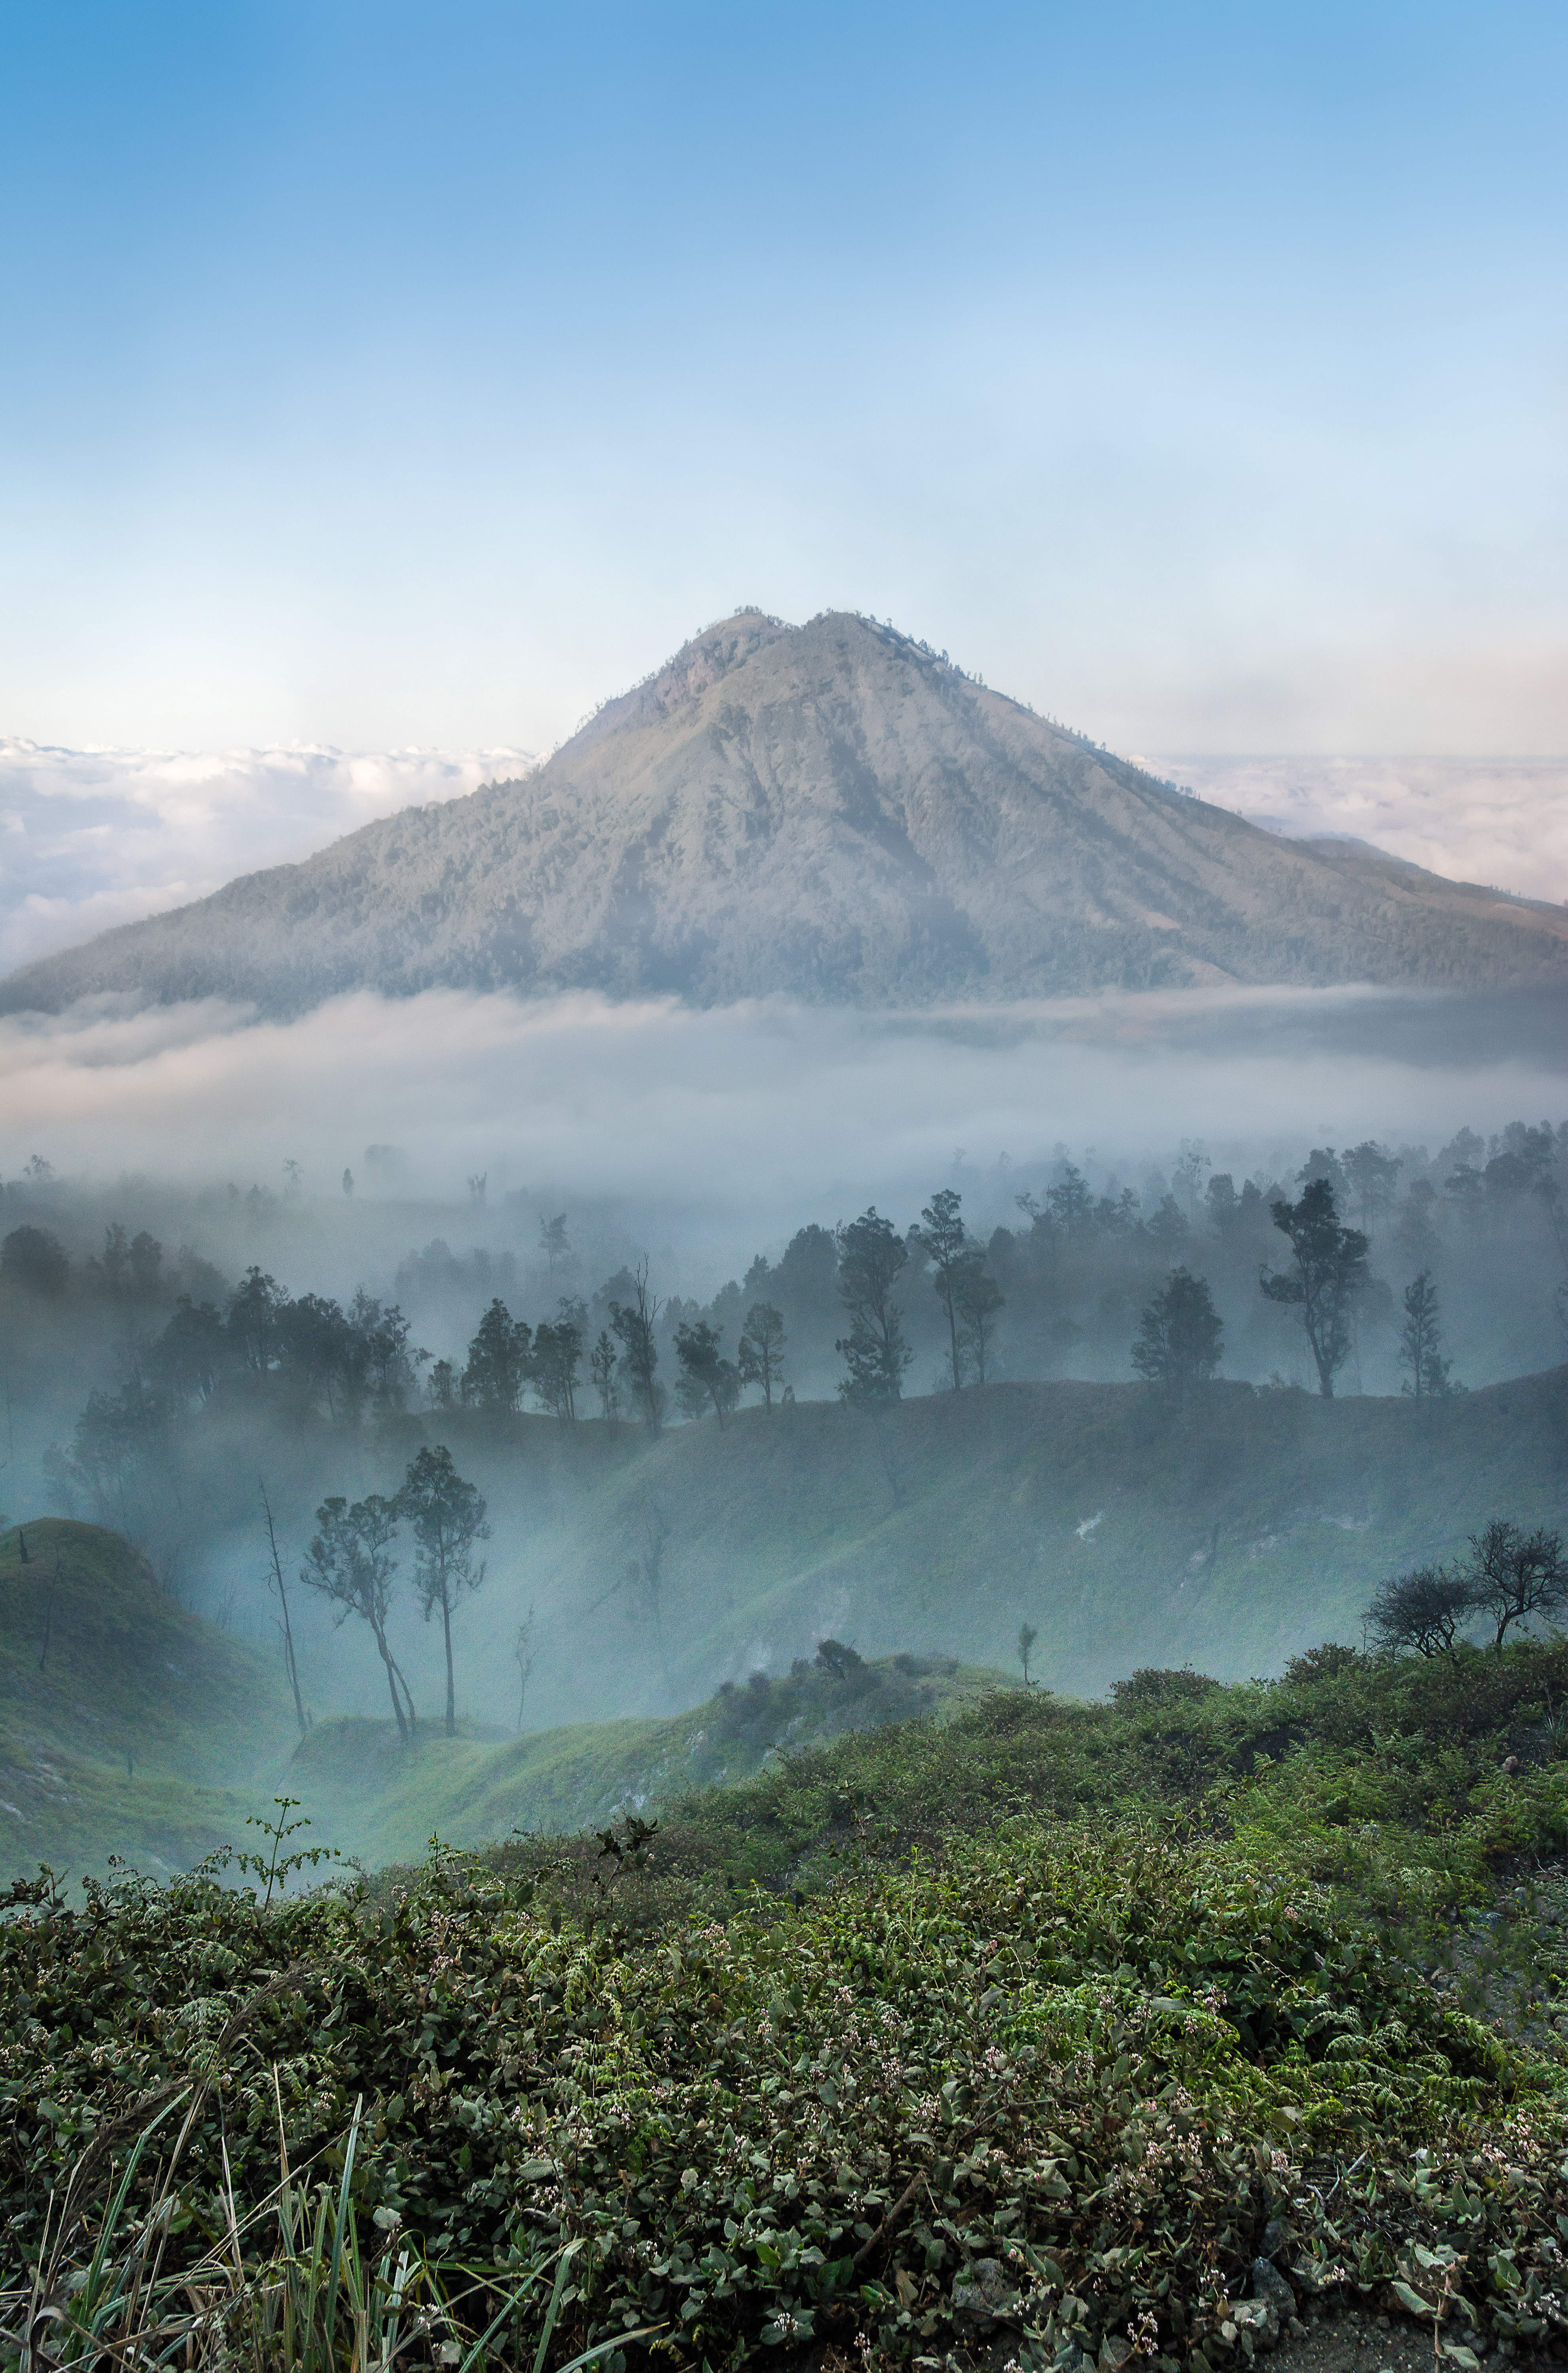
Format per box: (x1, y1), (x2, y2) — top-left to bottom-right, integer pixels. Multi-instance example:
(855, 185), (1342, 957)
(4, 980), (1563, 1781)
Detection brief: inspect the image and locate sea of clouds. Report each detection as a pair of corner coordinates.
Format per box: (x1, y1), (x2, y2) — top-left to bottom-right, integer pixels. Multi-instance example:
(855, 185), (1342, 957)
(1144, 753), (1568, 903)
(0, 740), (533, 973)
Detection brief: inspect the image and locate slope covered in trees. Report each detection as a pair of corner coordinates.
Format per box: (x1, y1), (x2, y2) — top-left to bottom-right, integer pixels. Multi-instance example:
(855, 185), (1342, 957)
(5, 610), (1566, 1013)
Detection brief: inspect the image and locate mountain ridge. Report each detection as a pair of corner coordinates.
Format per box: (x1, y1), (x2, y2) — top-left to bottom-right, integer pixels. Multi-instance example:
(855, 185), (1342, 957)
(4, 609), (1566, 1014)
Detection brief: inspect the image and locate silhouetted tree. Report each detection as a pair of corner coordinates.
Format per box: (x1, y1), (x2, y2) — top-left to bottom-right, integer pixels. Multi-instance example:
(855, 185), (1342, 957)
(610, 1260), (664, 1431)
(1260, 1179), (1369, 1398)
(589, 1329), (621, 1422)
(835, 1209), (912, 1406)
(675, 1319), (741, 1426)
(533, 1299), (585, 1420)
(398, 1445), (490, 1735)
(914, 1187), (971, 1389)
(1399, 1269), (1453, 1397)
(1, 1226), (70, 1298)
(301, 1493), (414, 1741)
(1017, 1621), (1038, 1687)
(954, 1257), (1004, 1383)
(463, 1298), (532, 1413)
(539, 1213), (571, 1272)
(1131, 1268), (1223, 1398)
(227, 1267), (289, 1374)
(1364, 1563), (1474, 1658)
(1464, 1520), (1568, 1650)
(1343, 1142), (1402, 1236)
(737, 1303), (787, 1409)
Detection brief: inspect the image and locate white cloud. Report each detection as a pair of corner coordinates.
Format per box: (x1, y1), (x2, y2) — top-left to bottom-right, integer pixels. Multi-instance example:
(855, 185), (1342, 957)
(1137, 754), (1568, 903)
(0, 740), (533, 971)
(1, 987), (1559, 1291)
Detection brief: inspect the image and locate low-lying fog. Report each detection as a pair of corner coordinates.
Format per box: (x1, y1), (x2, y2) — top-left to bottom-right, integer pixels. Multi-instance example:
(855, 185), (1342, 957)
(2, 981), (1562, 1752)
(4, 984), (1562, 1286)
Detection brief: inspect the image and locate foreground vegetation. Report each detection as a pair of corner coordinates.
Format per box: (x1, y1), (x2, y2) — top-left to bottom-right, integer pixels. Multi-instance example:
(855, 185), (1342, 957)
(8, 1633), (1568, 2370)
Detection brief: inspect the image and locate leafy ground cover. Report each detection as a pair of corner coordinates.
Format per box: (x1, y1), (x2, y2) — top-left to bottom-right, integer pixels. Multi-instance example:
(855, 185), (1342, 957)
(7, 1637), (1568, 2370)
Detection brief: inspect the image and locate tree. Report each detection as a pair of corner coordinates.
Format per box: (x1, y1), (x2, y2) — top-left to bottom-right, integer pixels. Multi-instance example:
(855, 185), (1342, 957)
(1131, 1268), (1223, 1398)
(914, 1188), (971, 1389)
(227, 1267), (289, 1374)
(342, 1167), (355, 1197)
(1364, 1564), (1474, 1658)
(513, 1604), (536, 1732)
(1046, 1165), (1095, 1237)
(834, 1209), (912, 1407)
(533, 1300), (585, 1420)
(737, 1303), (787, 1409)
(301, 1493), (415, 1741)
(539, 1213), (571, 1272)
(1, 1226), (70, 1298)
(1017, 1621), (1038, 1687)
(1343, 1142), (1402, 1236)
(463, 1298), (533, 1413)
(674, 1319), (741, 1426)
(950, 1256), (1001, 1384)
(589, 1329), (622, 1422)
(609, 1261), (664, 1431)
(1463, 1520), (1568, 1650)
(397, 1445), (490, 1735)
(1399, 1269), (1454, 1398)
(1259, 1179), (1369, 1398)
(261, 1481), (308, 1738)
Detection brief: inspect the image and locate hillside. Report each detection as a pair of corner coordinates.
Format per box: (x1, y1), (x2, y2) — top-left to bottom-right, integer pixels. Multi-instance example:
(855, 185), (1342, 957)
(5, 610), (1566, 1014)
(0, 1519), (297, 1878)
(286, 1647), (1003, 1870)
(385, 1366), (1568, 1727)
(11, 1633), (1568, 2371)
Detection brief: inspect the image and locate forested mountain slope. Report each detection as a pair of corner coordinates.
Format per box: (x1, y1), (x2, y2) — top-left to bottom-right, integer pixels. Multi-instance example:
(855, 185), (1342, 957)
(6, 610), (1566, 1013)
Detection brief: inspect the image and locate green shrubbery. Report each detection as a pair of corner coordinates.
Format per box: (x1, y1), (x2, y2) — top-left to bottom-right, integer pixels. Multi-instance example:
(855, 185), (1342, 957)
(6, 1639), (1568, 2371)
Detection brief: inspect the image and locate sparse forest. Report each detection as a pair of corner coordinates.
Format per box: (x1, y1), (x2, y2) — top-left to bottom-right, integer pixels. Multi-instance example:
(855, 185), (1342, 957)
(0, 1114), (1562, 1735)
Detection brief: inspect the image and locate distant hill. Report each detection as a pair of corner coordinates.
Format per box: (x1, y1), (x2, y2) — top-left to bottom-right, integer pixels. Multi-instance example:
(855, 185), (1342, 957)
(0, 1519), (296, 1881)
(373, 1366), (1568, 1731)
(286, 1648), (1002, 1871)
(5, 610), (1565, 1013)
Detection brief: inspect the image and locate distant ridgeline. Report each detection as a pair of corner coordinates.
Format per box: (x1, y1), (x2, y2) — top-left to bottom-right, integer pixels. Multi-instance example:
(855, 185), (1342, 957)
(4, 609), (1567, 1014)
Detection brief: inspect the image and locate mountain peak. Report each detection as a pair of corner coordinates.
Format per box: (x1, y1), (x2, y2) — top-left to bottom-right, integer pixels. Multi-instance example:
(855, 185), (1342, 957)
(3, 611), (1566, 1016)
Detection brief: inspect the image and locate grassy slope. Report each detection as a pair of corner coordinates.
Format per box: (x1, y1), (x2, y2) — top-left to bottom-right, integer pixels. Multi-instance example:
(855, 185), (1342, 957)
(447, 1366), (1568, 1714)
(0, 1519), (297, 1880)
(287, 1653), (1005, 1870)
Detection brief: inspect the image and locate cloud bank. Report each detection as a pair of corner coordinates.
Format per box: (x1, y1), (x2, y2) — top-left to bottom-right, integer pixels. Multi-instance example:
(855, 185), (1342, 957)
(1144, 754), (1568, 904)
(2, 987), (1560, 1291)
(0, 741), (532, 972)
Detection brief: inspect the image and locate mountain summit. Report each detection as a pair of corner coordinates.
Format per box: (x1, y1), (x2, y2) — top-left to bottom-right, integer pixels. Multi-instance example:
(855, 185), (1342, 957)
(5, 611), (1565, 1014)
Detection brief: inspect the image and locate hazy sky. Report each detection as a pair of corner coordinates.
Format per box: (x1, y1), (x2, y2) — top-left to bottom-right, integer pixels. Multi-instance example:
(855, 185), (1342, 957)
(4, 1), (1566, 757)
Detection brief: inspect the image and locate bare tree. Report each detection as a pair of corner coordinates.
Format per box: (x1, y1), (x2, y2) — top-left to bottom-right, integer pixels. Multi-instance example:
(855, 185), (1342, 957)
(513, 1603), (536, 1733)
(1465, 1520), (1568, 1650)
(261, 1479), (308, 1738)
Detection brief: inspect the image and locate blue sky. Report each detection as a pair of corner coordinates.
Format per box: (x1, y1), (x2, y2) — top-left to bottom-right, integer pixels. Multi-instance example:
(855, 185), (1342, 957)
(3, 1), (1565, 753)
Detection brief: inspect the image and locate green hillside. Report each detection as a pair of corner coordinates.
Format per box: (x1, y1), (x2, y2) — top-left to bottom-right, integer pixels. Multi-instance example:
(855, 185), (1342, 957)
(442, 1365), (1568, 1719)
(0, 1519), (297, 1879)
(286, 1648), (1003, 1869)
